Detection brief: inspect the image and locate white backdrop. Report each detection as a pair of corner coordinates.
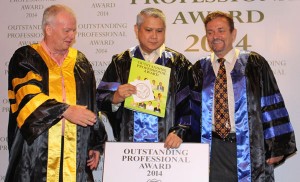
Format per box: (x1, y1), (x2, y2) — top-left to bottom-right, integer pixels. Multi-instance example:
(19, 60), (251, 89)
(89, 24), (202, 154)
(0, 0), (299, 181)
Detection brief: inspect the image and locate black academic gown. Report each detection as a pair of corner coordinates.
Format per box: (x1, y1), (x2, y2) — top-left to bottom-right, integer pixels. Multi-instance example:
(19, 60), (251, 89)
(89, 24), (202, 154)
(192, 50), (297, 181)
(6, 44), (107, 182)
(96, 46), (199, 142)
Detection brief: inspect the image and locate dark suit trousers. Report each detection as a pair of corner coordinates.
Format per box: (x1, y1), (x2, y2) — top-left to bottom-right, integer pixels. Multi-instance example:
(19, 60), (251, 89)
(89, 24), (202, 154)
(209, 134), (238, 182)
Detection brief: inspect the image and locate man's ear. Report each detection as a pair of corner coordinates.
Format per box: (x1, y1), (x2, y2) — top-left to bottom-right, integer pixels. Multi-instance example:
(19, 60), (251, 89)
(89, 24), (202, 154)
(45, 24), (53, 36)
(232, 28), (237, 42)
(134, 24), (139, 38)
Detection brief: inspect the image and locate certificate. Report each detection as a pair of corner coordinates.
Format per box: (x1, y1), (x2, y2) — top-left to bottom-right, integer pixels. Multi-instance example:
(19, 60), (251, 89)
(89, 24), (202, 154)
(102, 142), (209, 182)
(124, 57), (171, 118)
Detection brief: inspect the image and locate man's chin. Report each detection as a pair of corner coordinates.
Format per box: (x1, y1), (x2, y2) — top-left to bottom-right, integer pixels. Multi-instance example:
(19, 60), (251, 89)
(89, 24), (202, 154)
(149, 43), (162, 49)
(212, 46), (224, 54)
(63, 44), (71, 49)
(65, 41), (74, 47)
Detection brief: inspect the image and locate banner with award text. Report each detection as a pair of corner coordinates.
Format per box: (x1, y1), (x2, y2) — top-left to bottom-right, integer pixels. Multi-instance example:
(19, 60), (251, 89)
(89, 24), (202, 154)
(0, 0), (300, 181)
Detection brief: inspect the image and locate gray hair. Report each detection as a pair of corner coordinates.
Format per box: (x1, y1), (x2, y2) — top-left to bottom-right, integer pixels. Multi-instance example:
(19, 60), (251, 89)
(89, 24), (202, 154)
(42, 4), (76, 33)
(136, 7), (166, 29)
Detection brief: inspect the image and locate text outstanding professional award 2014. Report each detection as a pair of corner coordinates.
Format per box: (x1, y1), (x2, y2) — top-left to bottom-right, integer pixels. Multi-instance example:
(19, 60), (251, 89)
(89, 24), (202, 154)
(102, 142), (209, 182)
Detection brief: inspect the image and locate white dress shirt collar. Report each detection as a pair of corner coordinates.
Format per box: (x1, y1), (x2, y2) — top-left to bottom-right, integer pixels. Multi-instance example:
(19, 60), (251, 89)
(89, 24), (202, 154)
(139, 44), (165, 63)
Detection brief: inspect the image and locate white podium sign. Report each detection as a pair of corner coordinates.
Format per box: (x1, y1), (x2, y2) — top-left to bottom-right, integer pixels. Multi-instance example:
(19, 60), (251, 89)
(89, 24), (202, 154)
(102, 142), (209, 182)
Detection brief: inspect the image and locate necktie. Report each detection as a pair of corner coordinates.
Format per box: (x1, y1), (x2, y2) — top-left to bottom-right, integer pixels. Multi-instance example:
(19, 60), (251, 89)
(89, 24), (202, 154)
(214, 58), (231, 138)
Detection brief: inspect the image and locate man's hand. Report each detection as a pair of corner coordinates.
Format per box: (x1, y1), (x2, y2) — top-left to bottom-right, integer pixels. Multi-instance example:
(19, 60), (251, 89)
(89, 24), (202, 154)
(266, 155), (284, 165)
(62, 105), (96, 127)
(112, 84), (136, 104)
(164, 132), (183, 149)
(87, 150), (100, 170)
